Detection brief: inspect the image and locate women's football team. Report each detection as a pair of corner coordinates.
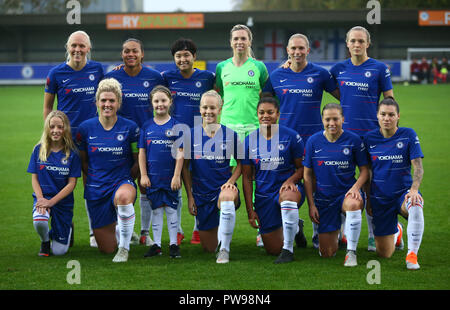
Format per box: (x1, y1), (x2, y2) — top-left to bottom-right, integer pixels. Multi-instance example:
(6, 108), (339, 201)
(29, 25), (424, 270)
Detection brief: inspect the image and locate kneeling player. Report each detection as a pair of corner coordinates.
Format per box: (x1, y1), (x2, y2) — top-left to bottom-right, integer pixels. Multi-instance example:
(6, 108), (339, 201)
(303, 103), (369, 266)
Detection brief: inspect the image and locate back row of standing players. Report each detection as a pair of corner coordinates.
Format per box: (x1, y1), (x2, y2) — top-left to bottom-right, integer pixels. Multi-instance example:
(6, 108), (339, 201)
(33, 24), (424, 268)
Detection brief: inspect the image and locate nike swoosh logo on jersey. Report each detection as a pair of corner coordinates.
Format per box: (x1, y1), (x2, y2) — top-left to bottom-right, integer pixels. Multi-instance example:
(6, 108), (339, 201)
(369, 145), (377, 148)
(314, 149), (322, 153)
(62, 79), (70, 83)
(339, 71), (345, 74)
(171, 81), (179, 84)
(280, 79), (288, 83)
(89, 136), (97, 139)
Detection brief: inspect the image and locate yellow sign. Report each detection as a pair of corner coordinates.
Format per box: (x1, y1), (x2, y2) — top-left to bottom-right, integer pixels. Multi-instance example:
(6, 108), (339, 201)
(193, 60), (206, 71)
(419, 10), (450, 26)
(107, 14), (204, 29)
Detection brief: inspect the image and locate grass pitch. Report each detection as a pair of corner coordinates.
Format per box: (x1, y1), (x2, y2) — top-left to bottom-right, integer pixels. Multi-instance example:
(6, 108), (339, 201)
(0, 84), (449, 292)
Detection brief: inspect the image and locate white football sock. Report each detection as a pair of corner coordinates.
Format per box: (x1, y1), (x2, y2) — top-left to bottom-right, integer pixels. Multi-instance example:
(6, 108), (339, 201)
(85, 199), (93, 236)
(218, 201), (236, 252)
(281, 201), (299, 253)
(33, 209), (50, 242)
(340, 212), (346, 238)
(345, 210), (362, 252)
(165, 206), (179, 246)
(365, 209), (375, 239)
(152, 207), (164, 247)
(312, 222), (319, 239)
(407, 204), (424, 255)
(177, 189), (184, 234)
(193, 216), (199, 232)
(140, 194), (152, 234)
(52, 239), (70, 256)
(117, 203), (135, 251)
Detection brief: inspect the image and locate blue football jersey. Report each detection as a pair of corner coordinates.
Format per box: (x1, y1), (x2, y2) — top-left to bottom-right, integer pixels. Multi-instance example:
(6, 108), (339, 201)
(265, 63), (336, 142)
(45, 61), (104, 135)
(138, 117), (182, 193)
(364, 127), (424, 199)
(104, 66), (166, 128)
(162, 69), (215, 128)
(27, 145), (81, 205)
(76, 117), (139, 200)
(187, 125), (240, 205)
(242, 125), (305, 195)
(303, 130), (368, 203)
(330, 58), (393, 135)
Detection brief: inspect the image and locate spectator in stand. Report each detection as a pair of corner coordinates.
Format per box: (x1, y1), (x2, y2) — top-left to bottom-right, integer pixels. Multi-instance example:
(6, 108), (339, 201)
(440, 57), (448, 83)
(410, 59), (421, 83)
(430, 57), (441, 84)
(419, 57), (430, 84)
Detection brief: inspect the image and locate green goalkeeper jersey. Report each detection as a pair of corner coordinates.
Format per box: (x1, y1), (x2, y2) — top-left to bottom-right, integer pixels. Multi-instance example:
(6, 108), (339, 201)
(215, 57), (268, 134)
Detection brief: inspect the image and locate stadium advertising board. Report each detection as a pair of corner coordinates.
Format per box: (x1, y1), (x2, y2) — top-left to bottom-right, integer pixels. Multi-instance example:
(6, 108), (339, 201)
(106, 13), (204, 29)
(418, 10), (450, 26)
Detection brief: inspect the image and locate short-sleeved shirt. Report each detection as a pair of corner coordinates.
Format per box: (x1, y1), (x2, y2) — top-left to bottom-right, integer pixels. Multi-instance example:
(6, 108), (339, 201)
(76, 117), (139, 200)
(265, 63), (337, 142)
(45, 61), (104, 136)
(363, 127), (424, 200)
(186, 125), (240, 206)
(104, 66), (165, 128)
(303, 130), (368, 203)
(215, 58), (268, 130)
(162, 69), (215, 128)
(138, 117), (182, 193)
(242, 125), (304, 196)
(27, 144), (81, 206)
(330, 58), (393, 135)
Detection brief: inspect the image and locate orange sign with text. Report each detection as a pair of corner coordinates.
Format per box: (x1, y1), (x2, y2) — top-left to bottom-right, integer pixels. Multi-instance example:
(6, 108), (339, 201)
(418, 10), (450, 26)
(107, 14), (204, 29)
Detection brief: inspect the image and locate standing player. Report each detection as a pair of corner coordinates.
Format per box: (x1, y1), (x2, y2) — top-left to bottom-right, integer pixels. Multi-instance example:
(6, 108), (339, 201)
(139, 86), (184, 258)
(330, 26), (394, 251)
(77, 78), (139, 263)
(28, 111), (81, 256)
(162, 38), (215, 245)
(215, 24), (270, 246)
(181, 90), (241, 264)
(105, 38), (165, 247)
(242, 95), (306, 264)
(268, 33), (340, 248)
(364, 97), (425, 270)
(303, 103), (369, 266)
(266, 33), (339, 141)
(215, 24), (268, 139)
(44, 30), (104, 247)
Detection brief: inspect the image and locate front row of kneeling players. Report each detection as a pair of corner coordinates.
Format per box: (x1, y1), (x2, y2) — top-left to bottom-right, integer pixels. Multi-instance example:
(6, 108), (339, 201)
(28, 79), (424, 269)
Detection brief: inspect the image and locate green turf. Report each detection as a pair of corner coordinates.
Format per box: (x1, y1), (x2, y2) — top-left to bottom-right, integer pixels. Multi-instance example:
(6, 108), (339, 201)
(0, 84), (449, 290)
